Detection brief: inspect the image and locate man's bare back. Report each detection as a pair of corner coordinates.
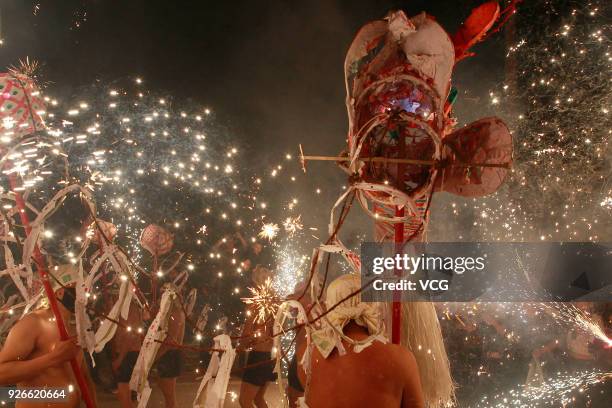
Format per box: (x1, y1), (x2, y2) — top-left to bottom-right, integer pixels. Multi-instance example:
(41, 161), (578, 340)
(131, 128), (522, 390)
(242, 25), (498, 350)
(303, 322), (425, 408)
(0, 308), (83, 408)
(158, 300), (185, 357)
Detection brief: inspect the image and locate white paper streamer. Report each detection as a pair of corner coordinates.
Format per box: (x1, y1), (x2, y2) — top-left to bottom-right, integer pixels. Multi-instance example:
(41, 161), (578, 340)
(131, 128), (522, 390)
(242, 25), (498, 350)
(195, 304), (211, 334)
(130, 288), (176, 407)
(3, 244), (30, 301)
(94, 279), (134, 352)
(75, 260), (96, 364)
(22, 184), (96, 282)
(273, 300), (312, 408)
(192, 334), (236, 408)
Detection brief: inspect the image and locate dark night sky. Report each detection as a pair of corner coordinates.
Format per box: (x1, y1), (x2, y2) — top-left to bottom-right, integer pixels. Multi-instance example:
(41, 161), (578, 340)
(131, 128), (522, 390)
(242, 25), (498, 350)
(0, 0), (504, 154)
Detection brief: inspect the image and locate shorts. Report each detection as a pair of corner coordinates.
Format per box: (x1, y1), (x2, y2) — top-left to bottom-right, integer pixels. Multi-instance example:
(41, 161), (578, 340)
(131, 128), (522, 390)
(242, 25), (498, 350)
(116, 351), (139, 383)
(287, 353), (304, 392)
(156, 349), (183, 378)
(241, 351), (277, 386)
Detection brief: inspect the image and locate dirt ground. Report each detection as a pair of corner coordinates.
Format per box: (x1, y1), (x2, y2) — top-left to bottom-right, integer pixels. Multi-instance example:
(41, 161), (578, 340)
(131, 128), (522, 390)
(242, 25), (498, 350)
(97, 376), (284, 407)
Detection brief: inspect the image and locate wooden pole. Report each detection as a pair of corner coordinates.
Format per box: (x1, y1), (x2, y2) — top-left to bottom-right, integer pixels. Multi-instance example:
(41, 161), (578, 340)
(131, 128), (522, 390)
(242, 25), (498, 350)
(301, 155), (436, 166)
(299, 153), (510, 169)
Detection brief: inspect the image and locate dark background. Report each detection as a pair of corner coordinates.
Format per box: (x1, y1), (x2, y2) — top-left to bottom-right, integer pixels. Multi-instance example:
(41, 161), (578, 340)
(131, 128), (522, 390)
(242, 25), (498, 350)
(0, 0), (504, 163)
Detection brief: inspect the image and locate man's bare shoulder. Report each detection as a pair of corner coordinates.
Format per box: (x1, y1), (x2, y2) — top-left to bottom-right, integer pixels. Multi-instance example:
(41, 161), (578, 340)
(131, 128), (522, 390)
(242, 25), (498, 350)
(366, 341), (419, 369)
(13, 310), (48, 330)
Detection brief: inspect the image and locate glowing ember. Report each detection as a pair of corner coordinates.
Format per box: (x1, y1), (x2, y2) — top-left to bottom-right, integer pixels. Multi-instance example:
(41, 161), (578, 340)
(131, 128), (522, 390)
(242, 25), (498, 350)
(283, 215), (303, 236)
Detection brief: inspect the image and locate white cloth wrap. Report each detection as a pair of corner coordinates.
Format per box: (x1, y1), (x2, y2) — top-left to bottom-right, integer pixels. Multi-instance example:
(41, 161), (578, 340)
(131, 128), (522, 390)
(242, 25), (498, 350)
(130, 289), (176, 407)
(75, 261), (96, 364)
(22, 184), (96, 281)
(93, 244), (135, 352)
(94, 279), (134, 352)
(195, 304), (211, 334)
(272, 299), (312, 407)
(192, 334), (236, 408)
(3, 244), (29, 301)
(311, 274), (386, 359)
(185, 288), (197, 317)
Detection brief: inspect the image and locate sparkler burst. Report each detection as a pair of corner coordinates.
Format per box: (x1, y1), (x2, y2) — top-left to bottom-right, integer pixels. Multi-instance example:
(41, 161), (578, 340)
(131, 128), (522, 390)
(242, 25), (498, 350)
(8, 57), (42, 80)
(476, 370), (611, 407)
(241, 277), (279, 323)
(540, 302), (612, 347)
(258, 222), (279, 241)
(283, 215), (303, 236)
(427, 0), (611, 243)
(272, 243), (309, 297)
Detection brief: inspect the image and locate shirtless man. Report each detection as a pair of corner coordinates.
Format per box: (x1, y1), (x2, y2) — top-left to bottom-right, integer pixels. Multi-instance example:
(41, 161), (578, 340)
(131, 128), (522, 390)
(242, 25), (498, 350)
(299, 274), (424, 408)
(0, 265), (97, 408)
(112, 298), (144, 408)
(286, 280), (312, 407)
(239, 306), (276, 408)
(239, 266), (276, 408)
(153, 286), (186, 408)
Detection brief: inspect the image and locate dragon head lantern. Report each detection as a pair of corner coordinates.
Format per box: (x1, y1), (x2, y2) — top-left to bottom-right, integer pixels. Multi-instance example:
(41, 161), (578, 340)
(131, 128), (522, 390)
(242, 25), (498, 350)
(342, 2), (513, 242)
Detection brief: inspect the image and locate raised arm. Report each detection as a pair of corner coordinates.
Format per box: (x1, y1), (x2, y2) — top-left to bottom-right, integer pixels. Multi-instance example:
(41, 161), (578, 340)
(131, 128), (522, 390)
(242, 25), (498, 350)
(0, 316), (79, 385)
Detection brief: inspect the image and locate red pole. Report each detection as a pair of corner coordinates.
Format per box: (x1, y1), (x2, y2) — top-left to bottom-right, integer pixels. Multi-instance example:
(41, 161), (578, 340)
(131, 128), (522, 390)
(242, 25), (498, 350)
(391, 131), (406, 345)
(392, 207), (403, 344)
(152, 254), (158, 306)
(9, 176), (95, 408)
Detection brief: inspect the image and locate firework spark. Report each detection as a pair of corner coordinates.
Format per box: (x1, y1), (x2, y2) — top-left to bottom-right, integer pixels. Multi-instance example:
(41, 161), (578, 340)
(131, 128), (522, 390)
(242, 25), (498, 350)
(477, 370), (611, 407)
(283, 215), (303, 236)
(258, 222), (279, 241)
(241, 277), (279, 323)
(541, 302), (612, 347)
(8, 57), (42, 79)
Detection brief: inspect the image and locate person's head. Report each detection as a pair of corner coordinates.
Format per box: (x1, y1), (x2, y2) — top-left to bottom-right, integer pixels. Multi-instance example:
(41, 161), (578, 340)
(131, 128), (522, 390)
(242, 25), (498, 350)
(241, 259), (253, 271)
(51, 264), (78, 314)
(252, 242), (263, 254)
(323, 274), (383, 336)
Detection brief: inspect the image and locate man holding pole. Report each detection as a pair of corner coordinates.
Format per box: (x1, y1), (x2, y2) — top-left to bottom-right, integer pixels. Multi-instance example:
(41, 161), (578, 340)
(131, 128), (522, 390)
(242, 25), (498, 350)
(0, 264), (97, 407)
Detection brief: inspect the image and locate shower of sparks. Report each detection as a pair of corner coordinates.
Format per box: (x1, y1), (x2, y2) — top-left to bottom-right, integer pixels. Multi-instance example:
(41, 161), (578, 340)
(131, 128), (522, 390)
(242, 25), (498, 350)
(283, 215), (303, 236)
(258, 222), (279, 241)
(539, 302), (612, 347)
(241, 277), (279, 323)
(427, 0), (611, 243)
(272, 244), (309, 297)
(476, 370), (611, 407)
(0, 70), (328, 335)
(8, 57), (42, 79)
